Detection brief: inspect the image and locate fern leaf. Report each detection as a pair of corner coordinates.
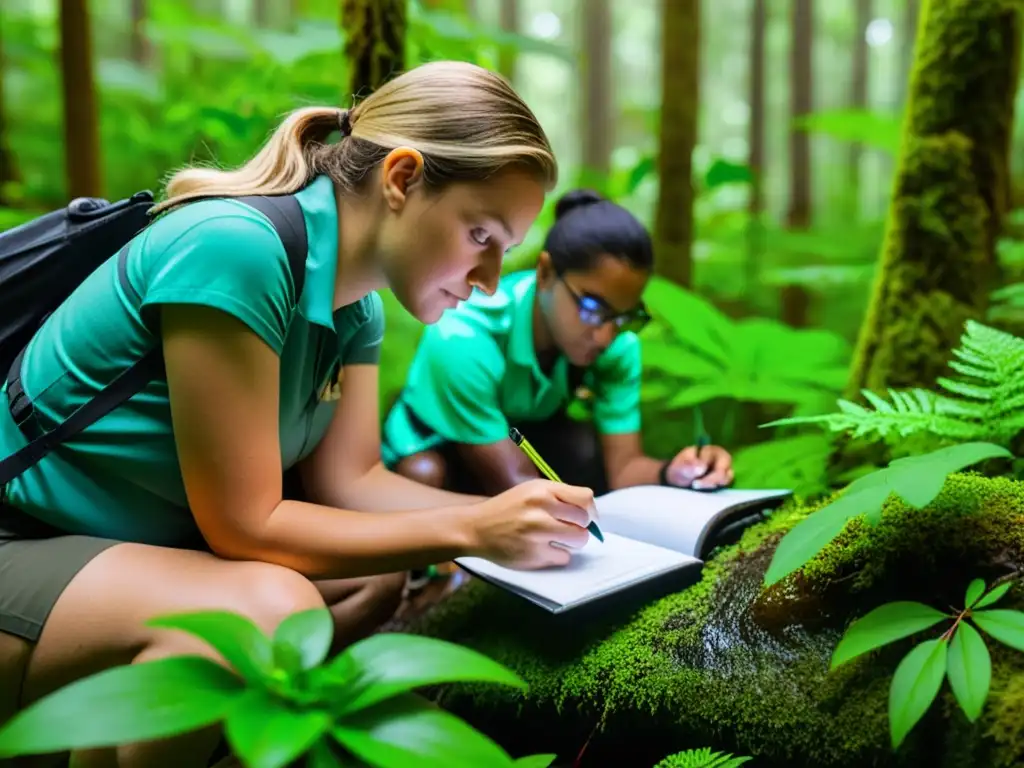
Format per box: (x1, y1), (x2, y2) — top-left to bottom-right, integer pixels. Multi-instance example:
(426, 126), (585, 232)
(654, 748), (752, 768)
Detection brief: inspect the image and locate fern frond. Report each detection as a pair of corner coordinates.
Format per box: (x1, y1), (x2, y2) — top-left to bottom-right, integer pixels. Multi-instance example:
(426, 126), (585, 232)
(654, 747), (752, 768)
(763, 320), (1024, 446)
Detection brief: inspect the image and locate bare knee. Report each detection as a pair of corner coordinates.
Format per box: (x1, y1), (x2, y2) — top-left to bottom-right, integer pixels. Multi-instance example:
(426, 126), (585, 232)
(394, 451), (447, 489)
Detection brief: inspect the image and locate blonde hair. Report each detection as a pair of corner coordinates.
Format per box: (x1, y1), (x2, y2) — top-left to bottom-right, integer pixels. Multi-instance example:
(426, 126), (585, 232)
(152, 60), (557, 214)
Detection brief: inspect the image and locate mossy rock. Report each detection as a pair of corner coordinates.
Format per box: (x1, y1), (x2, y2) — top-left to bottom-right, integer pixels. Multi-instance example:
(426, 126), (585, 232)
(408, 473), (1024, 767)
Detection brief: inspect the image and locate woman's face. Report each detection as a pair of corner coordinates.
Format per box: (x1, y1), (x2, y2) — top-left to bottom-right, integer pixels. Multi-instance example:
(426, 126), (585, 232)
(376, 151), (546, 324)
(537, 252), (651, 367)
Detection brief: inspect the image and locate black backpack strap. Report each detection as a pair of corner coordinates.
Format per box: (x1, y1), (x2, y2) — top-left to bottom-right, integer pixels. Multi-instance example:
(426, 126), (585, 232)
(0, 194), (308, 489)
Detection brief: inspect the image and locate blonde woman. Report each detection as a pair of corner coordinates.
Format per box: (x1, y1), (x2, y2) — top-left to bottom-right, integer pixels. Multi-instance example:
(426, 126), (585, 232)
(0, 61), (595, 766)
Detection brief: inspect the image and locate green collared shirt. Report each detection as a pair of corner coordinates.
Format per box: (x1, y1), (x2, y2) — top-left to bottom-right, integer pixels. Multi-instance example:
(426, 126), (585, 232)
(0, 174), (384, 545)
(381, 270), (641, 467)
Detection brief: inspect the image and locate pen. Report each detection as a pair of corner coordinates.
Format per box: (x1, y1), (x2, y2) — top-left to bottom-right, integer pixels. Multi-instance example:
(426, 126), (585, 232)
(508, 426), (604, 543)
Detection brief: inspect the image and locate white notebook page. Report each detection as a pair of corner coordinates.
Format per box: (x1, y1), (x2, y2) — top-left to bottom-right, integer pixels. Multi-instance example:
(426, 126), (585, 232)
(596, 486), (792, 556)
(455, 532), (697, 608)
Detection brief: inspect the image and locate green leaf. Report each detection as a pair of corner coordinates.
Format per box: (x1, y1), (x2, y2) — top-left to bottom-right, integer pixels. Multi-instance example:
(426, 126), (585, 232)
(965, 578), (986, 608)
(889, 638), (948, 749)
(0, 657), (242, 757)
(273, 607), (334, 671)
(147, 610), (273, 683)
(333, 634), (526, 717)
(763, 442), (1012, 587)
(831, 602), (949, 669)
(332, 693), (511, 768)
(947, 622), (991, 722)
(224, 688), (331, 768)
(972, 609), (1024, 652)
(307, 738), (344, 767)
(513, 755), (557, 767)
(703, 158), (753, 190)
(763, 489), (874, 587)
(975, 582), (1014, 609)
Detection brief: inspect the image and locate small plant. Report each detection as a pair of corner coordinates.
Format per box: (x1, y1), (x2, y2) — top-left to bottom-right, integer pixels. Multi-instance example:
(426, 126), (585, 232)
(766, 320), (1024, 448)
(831, 576), (1024, 748)
(653, 746), (752, 767)
(762, 441), (1013, 587)
(0, 607), (555, 768)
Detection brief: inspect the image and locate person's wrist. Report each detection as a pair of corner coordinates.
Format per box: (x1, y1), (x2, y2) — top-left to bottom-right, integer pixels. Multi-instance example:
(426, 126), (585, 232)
(446, 501), (486, 559)
(658, 460), (674, 487)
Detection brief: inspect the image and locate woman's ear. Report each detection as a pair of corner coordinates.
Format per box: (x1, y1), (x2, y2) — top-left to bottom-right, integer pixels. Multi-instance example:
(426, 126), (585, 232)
(381, 147), (424, 210)
(535, 250), (555, 288)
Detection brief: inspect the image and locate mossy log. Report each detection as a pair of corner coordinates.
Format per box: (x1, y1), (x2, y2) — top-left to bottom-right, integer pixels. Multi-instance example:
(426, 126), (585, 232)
(409, 474), (1024, 767)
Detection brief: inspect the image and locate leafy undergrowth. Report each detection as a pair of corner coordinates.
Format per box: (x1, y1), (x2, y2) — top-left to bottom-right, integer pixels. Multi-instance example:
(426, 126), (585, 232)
(407, 474), (1024, 767)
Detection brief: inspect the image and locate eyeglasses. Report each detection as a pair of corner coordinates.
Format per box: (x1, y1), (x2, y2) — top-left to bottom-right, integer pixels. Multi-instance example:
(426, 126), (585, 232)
(559, 276), (651, 334)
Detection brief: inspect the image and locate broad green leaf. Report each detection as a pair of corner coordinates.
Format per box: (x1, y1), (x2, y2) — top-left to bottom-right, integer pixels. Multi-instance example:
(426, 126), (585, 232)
(965, 579), (986, 608)
(333, 634), (526, 717)
(332, 693), (511, 768)
(831, 602), (949, 669)
(307, 738), (344, 768)
(0, 657), (242, 757)
(889, 638), (948, 749)
(513, 755), (558, 767)
(273, 607), (334, 671)
(947, 622), (991, 722)
(886, 443), (1012, 507)
(224, 688), (330, 768)
(148, 610), (273, 683)
(975, 582), (1014, 609)
(972, 609), (1024, 652)
(763, 489), (876, 586)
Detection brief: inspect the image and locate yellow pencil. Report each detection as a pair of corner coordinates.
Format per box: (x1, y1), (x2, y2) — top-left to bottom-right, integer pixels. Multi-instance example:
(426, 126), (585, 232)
(509, 427), (604, 542)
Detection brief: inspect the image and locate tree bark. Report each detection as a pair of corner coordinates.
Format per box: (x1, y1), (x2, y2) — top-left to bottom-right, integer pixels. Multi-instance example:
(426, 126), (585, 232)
(581, 0), (613, 176)
(745, 0), (766, 294)
(498, 0), (518, 83)
(653, 0), (699, 288)
(781, 0), (813, 328)
(834, 0), (1021, 469)
(59, 0), (103, 199)
(849, 0), (871, 198)
(129, 0), (152, 65)
(341, 0), (407, 97)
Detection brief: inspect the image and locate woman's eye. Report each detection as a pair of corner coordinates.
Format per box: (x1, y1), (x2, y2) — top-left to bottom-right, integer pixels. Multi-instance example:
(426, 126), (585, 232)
(470, 227), (491, 246)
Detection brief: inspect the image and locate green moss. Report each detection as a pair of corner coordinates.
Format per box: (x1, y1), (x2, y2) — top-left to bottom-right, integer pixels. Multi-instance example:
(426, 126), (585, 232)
(341, 0), (405, 95)
(836, 0), (1022, 473)
(412, 475), (1024, 766)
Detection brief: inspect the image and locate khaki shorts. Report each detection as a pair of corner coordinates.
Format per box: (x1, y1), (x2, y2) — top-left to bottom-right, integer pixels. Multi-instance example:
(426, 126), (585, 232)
(0, 504), (121, 642)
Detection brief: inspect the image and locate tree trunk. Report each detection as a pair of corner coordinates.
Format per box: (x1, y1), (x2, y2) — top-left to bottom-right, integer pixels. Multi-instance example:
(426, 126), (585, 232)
(0, 15), (19, 206)
(653, 0), (699, 288)
(849, 0), (871, 202)
(254, 0), (270, 26)
(341, 0), (406, 97)
(129, 0), (152, 65)
(745, 0), (766, 296)
(781, 0), (813, 327)
(59, 0), (102, 200)
(498, 0), (518, 83)
(834, 0), (1021, 468)
(581, 0), (613, 177)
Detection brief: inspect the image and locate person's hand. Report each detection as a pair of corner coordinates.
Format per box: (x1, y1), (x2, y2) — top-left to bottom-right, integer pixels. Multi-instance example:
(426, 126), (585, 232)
(464, 479), (599, 570)
(665, 444), (734, 490)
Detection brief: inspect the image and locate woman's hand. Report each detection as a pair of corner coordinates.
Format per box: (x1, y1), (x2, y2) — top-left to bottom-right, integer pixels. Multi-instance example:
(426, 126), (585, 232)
(666, 444), (734, 490)
(464, 479), (599, 570)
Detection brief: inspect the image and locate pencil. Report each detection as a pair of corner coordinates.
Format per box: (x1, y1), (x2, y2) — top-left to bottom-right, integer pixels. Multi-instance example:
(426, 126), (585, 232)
(509, 427), (604, 542)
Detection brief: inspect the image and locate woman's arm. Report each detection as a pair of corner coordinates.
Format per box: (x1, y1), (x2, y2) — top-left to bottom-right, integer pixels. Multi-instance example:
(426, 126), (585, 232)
(298, 363), (485, 510)
(163, 304), (478, 578)
(163, 305), (594, 578)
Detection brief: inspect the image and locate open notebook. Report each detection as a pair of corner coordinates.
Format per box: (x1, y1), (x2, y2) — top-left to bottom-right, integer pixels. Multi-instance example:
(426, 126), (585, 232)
(454, 485), (791, 614)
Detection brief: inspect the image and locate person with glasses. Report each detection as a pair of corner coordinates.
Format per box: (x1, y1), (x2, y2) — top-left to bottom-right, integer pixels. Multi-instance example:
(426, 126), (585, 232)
(381, 189), (734, 503)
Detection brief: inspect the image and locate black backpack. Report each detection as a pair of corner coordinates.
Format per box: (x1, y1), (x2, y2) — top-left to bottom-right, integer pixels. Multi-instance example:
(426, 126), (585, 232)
(0, 191), (308, 489)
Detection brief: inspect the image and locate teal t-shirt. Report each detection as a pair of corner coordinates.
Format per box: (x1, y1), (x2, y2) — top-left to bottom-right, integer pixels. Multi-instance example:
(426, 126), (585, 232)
(381, 270), (641, 467)
(0, 174), (384, 545)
